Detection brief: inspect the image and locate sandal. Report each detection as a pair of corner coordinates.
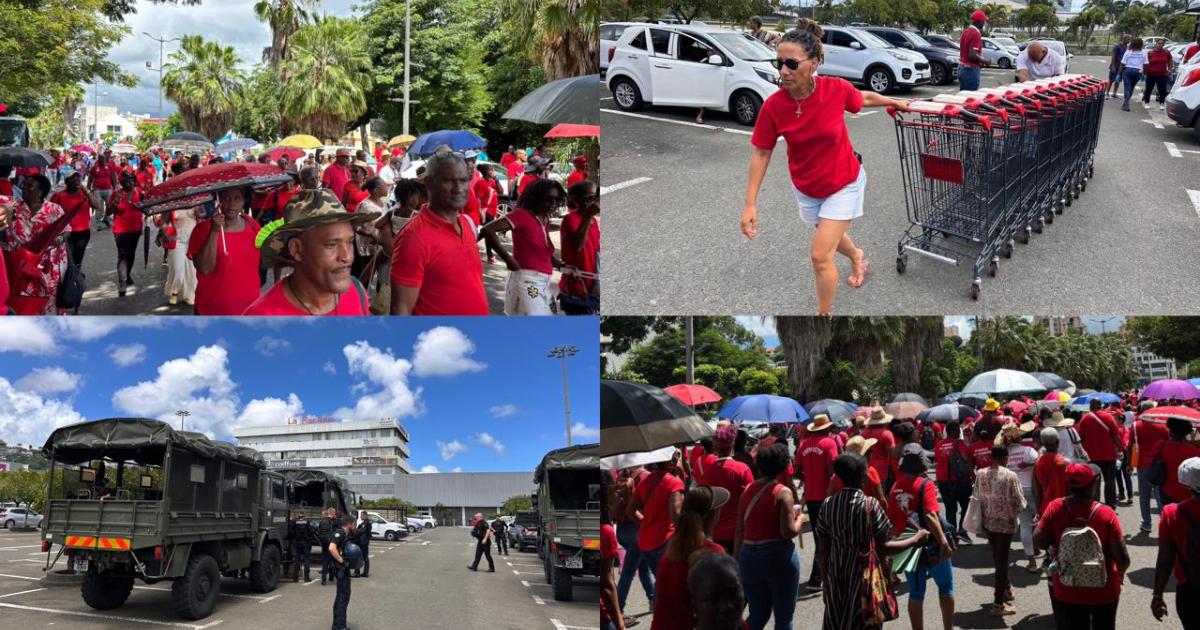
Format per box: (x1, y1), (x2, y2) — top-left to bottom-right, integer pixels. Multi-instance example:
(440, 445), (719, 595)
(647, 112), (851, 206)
(847, 259), (870, 288)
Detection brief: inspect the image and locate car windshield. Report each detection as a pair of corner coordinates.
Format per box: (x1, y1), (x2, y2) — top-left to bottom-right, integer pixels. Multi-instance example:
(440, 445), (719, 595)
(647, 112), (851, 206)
(707, 32), (775, 61)
(906, 31), (934, 47)
(851, 29), (894, 49)
(993, 37), (1017, 47)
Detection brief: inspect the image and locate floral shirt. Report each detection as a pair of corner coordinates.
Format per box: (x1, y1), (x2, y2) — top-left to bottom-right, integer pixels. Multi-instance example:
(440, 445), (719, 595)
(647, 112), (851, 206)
(1, 199), (71, 314)
(974, 465), (1026, 534)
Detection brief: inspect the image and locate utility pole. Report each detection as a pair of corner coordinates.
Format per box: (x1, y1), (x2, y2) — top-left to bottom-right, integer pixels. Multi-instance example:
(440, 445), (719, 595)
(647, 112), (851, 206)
(175, 409), (190, 431)
(548, 345), (579, 446)
(144, 32), (181, 119)
(685, 316), (694, 384)
(403, 0), (412, 135)
(1095, 316), (1119, 335)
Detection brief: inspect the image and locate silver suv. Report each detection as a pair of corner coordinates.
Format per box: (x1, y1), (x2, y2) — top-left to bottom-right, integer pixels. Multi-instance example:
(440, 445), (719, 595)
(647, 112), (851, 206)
(820, 26), (931, 93)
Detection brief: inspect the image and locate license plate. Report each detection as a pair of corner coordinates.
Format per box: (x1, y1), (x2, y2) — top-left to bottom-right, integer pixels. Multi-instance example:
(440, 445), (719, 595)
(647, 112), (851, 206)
(564, 556), (583, 569)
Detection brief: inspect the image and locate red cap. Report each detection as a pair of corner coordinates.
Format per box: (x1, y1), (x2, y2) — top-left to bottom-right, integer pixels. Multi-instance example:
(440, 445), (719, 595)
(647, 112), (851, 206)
(572, 155), (588, 168)
(971, 9), (988, 22)
(1066, 463), (1096, 489)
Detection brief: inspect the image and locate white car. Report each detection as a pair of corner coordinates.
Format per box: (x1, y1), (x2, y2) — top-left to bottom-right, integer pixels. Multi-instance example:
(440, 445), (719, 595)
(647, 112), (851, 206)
(601, 22), (642, 74)
(1, 506), (42, 530)
(1166, 58), (1200, 142)
(982, 37), (1019, 69)
(607, 23), (780, 125)
(820, 26), (931, 93)
(365, 512), (409, 541)
(408, 512), (436, 529)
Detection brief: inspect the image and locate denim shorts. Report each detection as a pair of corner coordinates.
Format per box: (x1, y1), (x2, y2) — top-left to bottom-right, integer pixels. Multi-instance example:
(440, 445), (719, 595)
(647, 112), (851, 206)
(791, 167), (866, 225)
(906, 558), (954, 601)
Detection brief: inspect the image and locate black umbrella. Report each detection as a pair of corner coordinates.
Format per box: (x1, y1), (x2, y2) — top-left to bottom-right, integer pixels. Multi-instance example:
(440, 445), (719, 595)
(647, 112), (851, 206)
(1029, 372), (1070, 391)
(163, 131), (215, 153)
(502, 74), (599, 125)
(0, 147), (52, 168)
(918, 403), (978, 423)
(958, 393), (990, 409)
(891, 392), (929, 406)
(600, 380), (712, 457)
(803, 399), (856, 428)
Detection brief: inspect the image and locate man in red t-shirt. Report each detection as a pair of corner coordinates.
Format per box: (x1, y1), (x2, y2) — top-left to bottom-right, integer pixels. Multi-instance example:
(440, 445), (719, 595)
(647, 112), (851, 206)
(321, 148), (353, 198)
(1184, 38), (1200, 64)
(704, 425), (754, 554)
(796, 415), (838, 587)
(1151, 457), (1200, 628)
(627, 460), (684, 578)
(566, 155), (588, 187)
(1132, 407), (1170, 531)
(1033, 428), (1069, 517)
(860, 408), (896, 487)
(88, 153), (118, 229)
(1078, 400), (1122, 507)
(934, 421), (974, 542)
(958, 10), (987, 91)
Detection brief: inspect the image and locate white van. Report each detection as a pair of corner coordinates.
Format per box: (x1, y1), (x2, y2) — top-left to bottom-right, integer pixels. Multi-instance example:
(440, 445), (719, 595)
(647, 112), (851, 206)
(606, 24), (780, 125)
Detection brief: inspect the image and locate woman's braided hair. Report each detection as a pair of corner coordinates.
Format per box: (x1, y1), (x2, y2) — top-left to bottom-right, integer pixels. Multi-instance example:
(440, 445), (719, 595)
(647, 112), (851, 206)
(781, 18), (824, 64)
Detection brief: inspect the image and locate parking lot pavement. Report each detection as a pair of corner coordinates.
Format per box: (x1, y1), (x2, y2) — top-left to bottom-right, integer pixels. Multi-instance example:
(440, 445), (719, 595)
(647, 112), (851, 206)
(601, 56), (1200, 314)
(0, 527), (598, 630)
(617, 486), (1185, 630)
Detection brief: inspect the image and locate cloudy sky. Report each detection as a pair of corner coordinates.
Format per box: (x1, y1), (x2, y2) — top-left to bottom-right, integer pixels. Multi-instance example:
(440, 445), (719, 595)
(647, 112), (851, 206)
(0, 317), (600, 474)
(95, 0), (356, 117)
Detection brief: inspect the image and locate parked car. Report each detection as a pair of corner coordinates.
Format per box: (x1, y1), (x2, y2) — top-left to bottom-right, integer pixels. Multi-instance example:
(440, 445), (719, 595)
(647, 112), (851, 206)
(1166, 42), (1189, 65)
(1165, 58), (1200, 142)
(820, 26), (932, 93)
(510, 510), (540, 551)
(607, 23), (780, 125)
(1016, 38), (1073, 72)
(990, 36), (1019, 49)
(1144, 37), (1173, 51)
(1, 506), (42, 529)
(407, 511), (436, 529)
(982, 37), (1019, 69)
(862, 27), (959, 84)
(601, 22), (642, 74)
(924, 34), (959, 51)
(364, 512), (409, 541)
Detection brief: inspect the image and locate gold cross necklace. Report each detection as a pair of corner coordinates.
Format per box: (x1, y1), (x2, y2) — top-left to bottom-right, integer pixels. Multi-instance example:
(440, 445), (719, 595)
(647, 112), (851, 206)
(792, 78), (817, 117)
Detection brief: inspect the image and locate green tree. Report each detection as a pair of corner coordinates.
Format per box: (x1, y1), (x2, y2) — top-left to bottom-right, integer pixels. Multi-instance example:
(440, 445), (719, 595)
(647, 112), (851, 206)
(502, 494), (533, 514)
(1126, 317), (1200, 364)
(278, 15), (372, 142)
(844, 0), (900, 25)
(134, 121), (167, 150)
(1016, 4), (1059, 36)
(254, 0), (318, 68)
(626, 323), (771, 389)
(1068, 7), (1108, 49)
(738, 368), (782, 396)
(162, 35), (247, 141)
(979, 3), (1012, 28)
(232, 66), (283, 142)
(1114, 4), (1157, 36)
(165, 111), (185, 135)
(501, 0), (600, 80)
(0, 470), (47, 512)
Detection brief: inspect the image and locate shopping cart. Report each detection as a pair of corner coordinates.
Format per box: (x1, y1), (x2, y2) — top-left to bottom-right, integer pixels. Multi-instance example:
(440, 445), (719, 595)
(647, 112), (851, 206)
(888, 74), (1107, 300)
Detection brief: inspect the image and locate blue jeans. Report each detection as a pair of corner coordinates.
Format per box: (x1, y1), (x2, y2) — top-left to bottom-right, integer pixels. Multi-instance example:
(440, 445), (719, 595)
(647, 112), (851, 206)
(739, 540), (800, 630)
(959, 66), (981, 91)
(1138, 468), (1164, 528)
(616, 522), (655, 610)
(1122, 69), (1142, 107)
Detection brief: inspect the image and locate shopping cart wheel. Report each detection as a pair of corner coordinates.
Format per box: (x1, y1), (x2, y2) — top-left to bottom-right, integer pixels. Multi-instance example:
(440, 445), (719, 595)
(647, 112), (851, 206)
(1034, 218), (1044, 234)
(1088, 165), (1094, 178)
(1080, 179), (1087, 193)
(1055, 201), (1064, 215)
(1064, 194), (1072, 208)
(896, 256), (907, 275)
(970, 281), (981, 301)
(1002, 241), (1013, 258)
(1045, 211), (1054, 225)
(1020, 227), (1030, 244)
(988, 260), (998, 278)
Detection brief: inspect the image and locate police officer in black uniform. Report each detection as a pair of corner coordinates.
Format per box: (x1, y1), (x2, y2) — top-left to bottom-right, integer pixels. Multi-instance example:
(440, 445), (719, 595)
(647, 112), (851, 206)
(467, 513), (495, 572)
(353, 510), (371, 578)
(491, 515), (509, 557)
(328, 515), (356, 630)
(318, 507), (337, 585)
(289, 510), (312, 582)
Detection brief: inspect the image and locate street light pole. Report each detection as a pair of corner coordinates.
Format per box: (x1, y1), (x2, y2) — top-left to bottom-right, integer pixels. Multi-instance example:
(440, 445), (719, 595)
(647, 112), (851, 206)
(548, 345), (579, 446)
(403, 0), (411, 136)
(144, 32), (181, 119)
(175, 410), (190, 431)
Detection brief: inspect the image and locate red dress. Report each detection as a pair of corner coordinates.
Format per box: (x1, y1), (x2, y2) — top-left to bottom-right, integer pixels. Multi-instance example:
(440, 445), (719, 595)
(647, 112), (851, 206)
(0, 199), (71, 314)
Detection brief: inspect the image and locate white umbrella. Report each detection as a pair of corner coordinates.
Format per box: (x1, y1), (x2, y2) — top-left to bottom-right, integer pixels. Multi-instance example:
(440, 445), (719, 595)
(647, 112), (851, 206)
(962, 369), (1047, 395)
(600, 446), (676, 471)
(109, 143), (138, 154)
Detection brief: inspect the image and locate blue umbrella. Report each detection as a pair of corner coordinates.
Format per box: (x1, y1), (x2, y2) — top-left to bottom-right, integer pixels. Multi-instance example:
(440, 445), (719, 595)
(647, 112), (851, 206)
(803, 399), (856, 428)
(216, 138), (259, 153)
(717, 395), (809, 424)
(1070, 392), (1120, 407)
(1188, 378), (1200, 388)
(408, 130), (487, 156)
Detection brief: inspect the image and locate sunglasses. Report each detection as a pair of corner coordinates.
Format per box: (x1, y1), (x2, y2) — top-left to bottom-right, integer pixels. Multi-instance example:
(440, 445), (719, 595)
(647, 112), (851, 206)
(545, 195), (565, 205)
(771, 57), (813, 71)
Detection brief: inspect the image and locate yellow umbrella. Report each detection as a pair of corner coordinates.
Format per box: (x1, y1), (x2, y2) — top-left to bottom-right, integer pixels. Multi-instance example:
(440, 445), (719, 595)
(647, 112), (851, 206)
(387, 134), (416, 148)
(277, 134), (323, 149)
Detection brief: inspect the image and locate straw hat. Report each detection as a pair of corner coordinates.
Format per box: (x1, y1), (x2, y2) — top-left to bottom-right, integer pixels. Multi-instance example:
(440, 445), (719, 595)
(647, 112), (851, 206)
(994, 420), (1038, 446)
(844, 435), (878, 456)
(865, 406), (893, 426)
(1043, 411), (1074, 428)
(807, 414), (833, 432)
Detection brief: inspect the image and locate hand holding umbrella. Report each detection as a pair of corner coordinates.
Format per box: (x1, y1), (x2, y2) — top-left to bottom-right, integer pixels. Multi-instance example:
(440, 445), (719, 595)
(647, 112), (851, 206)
(210, 205), (228, 255)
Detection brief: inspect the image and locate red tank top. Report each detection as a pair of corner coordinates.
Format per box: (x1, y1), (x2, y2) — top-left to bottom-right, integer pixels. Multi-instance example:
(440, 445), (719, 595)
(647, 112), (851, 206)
(739, 480), (786, 543)
(508, 208), (554, 274)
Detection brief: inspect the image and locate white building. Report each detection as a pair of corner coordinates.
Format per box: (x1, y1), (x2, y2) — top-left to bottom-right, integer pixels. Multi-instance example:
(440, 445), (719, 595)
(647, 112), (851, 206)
(1131, 344), (1178, 387)
(233, 417), (412, 500)
(73, 106), (143, 141)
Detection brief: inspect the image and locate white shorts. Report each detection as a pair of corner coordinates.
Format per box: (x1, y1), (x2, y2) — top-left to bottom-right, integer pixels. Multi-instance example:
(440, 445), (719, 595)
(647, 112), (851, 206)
(503, 269), (555, 316)
(791, 167), (867, 225)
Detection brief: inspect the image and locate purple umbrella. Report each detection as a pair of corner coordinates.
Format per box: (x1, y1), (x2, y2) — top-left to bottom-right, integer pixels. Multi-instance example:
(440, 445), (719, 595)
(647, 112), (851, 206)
(1141, 379), (1200, 401)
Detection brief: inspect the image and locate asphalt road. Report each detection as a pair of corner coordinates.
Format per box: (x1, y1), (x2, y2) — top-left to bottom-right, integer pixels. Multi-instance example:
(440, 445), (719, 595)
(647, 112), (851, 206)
(0, 526), (599, 630)
(65, 210), (562, 316)
(600, 56), (1200, 314)
(618, 480), (1186, 630)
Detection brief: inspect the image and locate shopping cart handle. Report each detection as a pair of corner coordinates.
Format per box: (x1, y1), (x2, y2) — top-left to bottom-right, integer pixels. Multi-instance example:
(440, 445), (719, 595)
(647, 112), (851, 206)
(958, 109), (992, 131)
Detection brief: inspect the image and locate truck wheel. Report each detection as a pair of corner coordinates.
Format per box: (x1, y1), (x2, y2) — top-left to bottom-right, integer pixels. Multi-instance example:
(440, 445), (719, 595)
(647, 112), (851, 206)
(551, 564), (574, 602)
(173, 554), (221, 620)
(542, 547), (552, 585)
(81, 571), (134, 610)
(248, 545), (281, 593)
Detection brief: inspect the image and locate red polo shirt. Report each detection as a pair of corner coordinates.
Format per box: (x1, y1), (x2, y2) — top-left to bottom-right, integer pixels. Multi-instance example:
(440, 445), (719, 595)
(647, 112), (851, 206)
(1078, 411), (1121, 462)
(321, 163), (351, 198)
(389, 206), (488, 315)
(1132, 419), (1169, 470)
(796, 433), (839, 501)
(51, 189), (94, 233)
(90, 162), (117, 190)
(960, 26), (983, 68)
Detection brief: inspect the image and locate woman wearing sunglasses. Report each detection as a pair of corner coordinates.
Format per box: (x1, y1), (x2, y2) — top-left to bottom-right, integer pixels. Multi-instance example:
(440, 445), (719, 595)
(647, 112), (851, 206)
(740, 20), (910, 315)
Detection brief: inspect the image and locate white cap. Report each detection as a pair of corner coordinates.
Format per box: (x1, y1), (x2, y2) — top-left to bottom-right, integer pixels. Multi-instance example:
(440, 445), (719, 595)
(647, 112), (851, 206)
(1179, 457), (1200, 491)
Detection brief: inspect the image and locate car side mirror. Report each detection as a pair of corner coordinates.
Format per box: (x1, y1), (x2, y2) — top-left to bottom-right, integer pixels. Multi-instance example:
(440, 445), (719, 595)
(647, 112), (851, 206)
(850, 41), (864, 50)
(707, 54), (724, 65)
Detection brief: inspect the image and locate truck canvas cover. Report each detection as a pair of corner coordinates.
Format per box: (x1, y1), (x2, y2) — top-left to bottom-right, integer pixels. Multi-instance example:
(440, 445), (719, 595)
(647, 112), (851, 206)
(276, 469), (349, 491)
(534, 443), (599, 482)
(42, 418), (265, 468)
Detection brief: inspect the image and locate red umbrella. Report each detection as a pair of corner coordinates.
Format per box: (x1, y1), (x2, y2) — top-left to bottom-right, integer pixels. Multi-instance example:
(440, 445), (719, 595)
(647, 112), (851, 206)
(70, 145), (95, 155)
(1003, 400), (1031, 416)
(663, 384), (722, 406)
(1140, 406), (1200, 426)
(544, 123), (600, 139)
(263, 146), (306, 163)
(138, 162), (292, 215)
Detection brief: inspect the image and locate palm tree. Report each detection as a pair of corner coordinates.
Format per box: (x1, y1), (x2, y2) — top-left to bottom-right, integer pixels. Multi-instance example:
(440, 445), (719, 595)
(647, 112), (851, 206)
(892, 317), (945, 393)
(254, 0), (319, 68)
(501, 0), (599, 81)
(162, 35), (246, 141)
(278, 15), (372, 142)
(776, 317), (835, 399)
(980, 3), (1011, 28)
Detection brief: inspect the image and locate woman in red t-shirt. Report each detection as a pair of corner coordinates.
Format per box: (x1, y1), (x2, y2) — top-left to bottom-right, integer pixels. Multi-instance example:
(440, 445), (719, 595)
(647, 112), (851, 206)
(1154, 418), (1200, 504)
(480, 178), (565, 316)
(105, 172), (144, 296)
(740, 20), (911, 315)
(187, 186), (262, 315)
(1142, 40), (1175, 107)
(649, 486), (729, 630)
(733, 444), (804, 630)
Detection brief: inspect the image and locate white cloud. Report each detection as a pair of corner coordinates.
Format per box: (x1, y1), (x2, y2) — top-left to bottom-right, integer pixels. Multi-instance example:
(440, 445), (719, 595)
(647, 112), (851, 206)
(235, 394), (305, 429)
(109, 343), (147, 367)
(451, 467), (463, 473)
(571, 423), (600, 440)
(489, 404), (518, 418)
(474, 432), (506, 455)
(418, 465), (439, 473)
(14, 367), (82, 396)
(111, 345), (240, 437)
(0, 320), (59, 355)
(438, 440), (467, 461)
(253, 336), (292, 357)
(0, 377), (87, 447)
(323, 361), (337, 375)
(332, 341), (421, 420)
(412, 327), (487, 377)
(54, 318), (164, 342)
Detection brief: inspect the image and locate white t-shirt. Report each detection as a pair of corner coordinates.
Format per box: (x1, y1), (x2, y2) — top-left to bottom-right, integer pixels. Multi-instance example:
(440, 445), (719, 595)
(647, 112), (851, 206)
(1054, 427), (1082, 462)
(1015, 47), (1066, 80)
(1121, 49), (1148, 71)
(378, 165), (398, 185)
(1006, 444), (1038, 488)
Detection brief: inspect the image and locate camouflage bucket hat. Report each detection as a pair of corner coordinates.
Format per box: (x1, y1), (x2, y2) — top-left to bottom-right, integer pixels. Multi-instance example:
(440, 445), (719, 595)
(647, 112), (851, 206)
(256, 188), (374, 266)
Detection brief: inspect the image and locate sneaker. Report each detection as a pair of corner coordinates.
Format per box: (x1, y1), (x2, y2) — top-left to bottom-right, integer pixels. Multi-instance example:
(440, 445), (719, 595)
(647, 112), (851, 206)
(958, 531), (973, 545)
(467, 565), (477, 571)
(1140, 524), (1152, 533)
(1121, 104), (1130, 111)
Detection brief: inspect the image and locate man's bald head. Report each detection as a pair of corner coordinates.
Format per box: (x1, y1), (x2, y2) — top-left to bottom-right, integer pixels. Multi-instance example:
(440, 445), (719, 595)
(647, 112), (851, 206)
(1028, 41), (1047, 62)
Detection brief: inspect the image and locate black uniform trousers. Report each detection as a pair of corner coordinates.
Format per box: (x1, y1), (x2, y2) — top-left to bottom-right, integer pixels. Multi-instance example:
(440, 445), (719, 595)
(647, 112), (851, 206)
(331, 562), (351, 630)
(354, 539), (369, 577)
(293, 540), (310, 581)
(321, 548), (334, 584)
(471, 540), (495, 571)
(495, 530), (508, 556)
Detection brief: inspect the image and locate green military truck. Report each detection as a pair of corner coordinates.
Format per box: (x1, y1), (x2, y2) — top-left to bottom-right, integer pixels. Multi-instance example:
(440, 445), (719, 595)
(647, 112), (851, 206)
(535, 443), (601, 602)
(275, 468), (352, 549)
(40, 418), (290, 620)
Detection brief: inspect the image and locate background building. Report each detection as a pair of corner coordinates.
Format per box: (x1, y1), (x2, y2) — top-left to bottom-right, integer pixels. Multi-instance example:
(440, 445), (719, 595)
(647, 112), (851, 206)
(234, 417), (412, 501)
(395, 472), (535, 527)
(1033, 316), (1085, 337)
(1131, 345), (1178, 386)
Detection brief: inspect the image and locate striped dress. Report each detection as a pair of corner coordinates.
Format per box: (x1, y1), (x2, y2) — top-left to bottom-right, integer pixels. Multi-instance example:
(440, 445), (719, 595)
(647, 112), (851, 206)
(815, 488), (892, 630)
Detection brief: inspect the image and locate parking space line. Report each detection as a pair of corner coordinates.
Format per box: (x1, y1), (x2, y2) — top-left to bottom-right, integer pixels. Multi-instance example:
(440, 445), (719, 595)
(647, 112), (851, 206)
(513, 571), (542, 575)
(258, 595), (280, 604)
(0, 573), (39, 581)
(302, 579), (318, 586)
(0, 545), (42, 551)
(721, 127), (753, 136)
(1188, 190), (1200, 219)
(550, 620), (597, 630)
(0, 602), (224, 629)
(1166, 141), (1183, 157)
(0, 588), (45, 599)
(521, 580), (550, 588)
(601, 177), (652, 196)
(7, 559), (41, 564)
(532, 595), (546, 605)
(601, 108), (719, 130)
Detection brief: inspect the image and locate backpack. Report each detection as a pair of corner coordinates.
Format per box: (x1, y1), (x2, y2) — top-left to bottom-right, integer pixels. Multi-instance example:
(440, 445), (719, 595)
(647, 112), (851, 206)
(1180, 503), (1200, 584)
(1054, 503), (1107, 588)
(910, 479), (955, 565)
(920, 426), (936, 451)
(948, 441), (972, 482)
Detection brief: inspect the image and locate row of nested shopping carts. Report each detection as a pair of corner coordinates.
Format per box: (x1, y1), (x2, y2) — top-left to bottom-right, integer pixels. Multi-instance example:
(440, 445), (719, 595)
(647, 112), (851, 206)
(888, 74), (1107, 300)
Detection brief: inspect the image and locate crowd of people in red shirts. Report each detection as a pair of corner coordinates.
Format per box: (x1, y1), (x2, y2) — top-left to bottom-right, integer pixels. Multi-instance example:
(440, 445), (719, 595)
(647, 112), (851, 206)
(1, 140), (599, 316)
(600, 392), (1200, 630)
